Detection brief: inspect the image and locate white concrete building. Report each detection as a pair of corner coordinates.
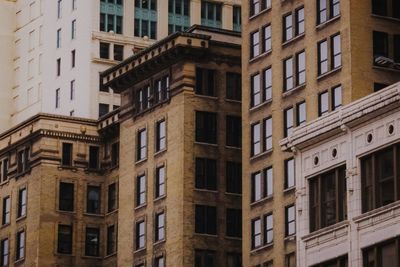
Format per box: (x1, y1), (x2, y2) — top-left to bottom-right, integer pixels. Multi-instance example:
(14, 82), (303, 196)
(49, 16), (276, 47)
(280, 82), (400, 267)
(0, 0), (241, 133)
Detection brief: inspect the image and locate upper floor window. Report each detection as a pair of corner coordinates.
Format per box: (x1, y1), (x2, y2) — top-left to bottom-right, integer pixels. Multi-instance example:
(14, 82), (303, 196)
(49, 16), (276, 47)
(317, 0), (340, 25)
(195, 250), (216, 267)
(251, 166), (273, 202)
(284, 158), (295, 189)
(155, 211), (165, 242)
(168, 0), (190, 34)
(363, 236), (400, 267)
(89, 146), (100, 170)
(250, 31), (260, 58)
(284, 50), (306, 91)
(195, 158), (217, 191)
(107, 225), (116, 255)
(17, 188), (27, 218)
(251, 213), (273, 249)
(251, 117), (272, 156)
(16, 230), (25, 261)
(284, 101), (307, 137)
(62, 143), (73, 166)
(250, 24), (271, 59)
(195, 205), (217, 235)
(135, 220), (145, 250)
(226, 72), (241, 101)
(155, 256), (165, 267)
(233, 6), (241, 32)
(226, 208), (242, 237)
(108, 183), (117, 212)
(156, 119), (166, 152)
(318, 85), (342, 116)
(318, 33), (341, 76)
(196, 68), (215, 96)
(57, 224), (72, 254)
(100, 0), (123, 34)
(226, 115), (241, 148)
(134, 0), (157, 39)
(85, 227), (100, 257)
(361, 143), (400, 213)
(283, 7), (304, 43)
(87, 185), (101, 214)
(227, 253), (242, 267)
(136, 174), (146, 206)
(309, 165), (347, 232)
(71, 20), (76, 39)
(57, 0), (62, 18)
(1, 238), (9, 266)
(201, 1), (222, 28)
(2, 196), (10, 225)
(226, 161), (242, 194)
(155, 165), (166, 198)
(196, 111), (217, 144)
(56, 58), (61, 76)
(250, 0), (271, 17)
(372, 0), (400, 18)
(100, 42), (110, 59)
(285, 205), (295, 236)
(114, 44), (123, 61)
(250, 67), (273, 106)
(111, 142), (119, 167)
(373, 31), (400, 67)
(0, 158), (8, 183)
(17, 147), (30, 174)
(59, 182), (74, 211)
(137, 128), (147, 161)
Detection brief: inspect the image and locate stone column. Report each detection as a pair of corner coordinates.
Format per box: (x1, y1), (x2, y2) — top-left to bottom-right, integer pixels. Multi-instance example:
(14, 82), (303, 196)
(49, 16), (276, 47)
(190, 0), (201, 26)
(222, 3), (233, 30)
(157, 0), (169, 38)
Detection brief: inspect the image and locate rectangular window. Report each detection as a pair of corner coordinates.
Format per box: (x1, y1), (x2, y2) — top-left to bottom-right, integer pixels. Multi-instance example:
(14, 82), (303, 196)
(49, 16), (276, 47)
(251, 218), (261, 249)
(226, 208), (242, 237)
(285, 253), (296, 267)
(195, 111), (217, 144)
(296, 51), (306, 85)
(57, 0), (62, 18)
(318, 91), (329, 116)
(71, 20), (76, 39)
(361, 144), (400, 213)
(0, 158), (9, 183)
(17, 188), (27, 218)
(195, 205), (217, 235)
(135, 220), (145, 250)
(312, 255), (348, 267)
(285, 205), (296, 236)
(137, 128), (147, 161)
(195, 250), (216, 267)
(136, 174), (146, 206)
(263, 24), (271, 52)
(70, 80), (75, 100)
(226, 116), (241, 148)
(226, 161), (242, 194)
(59, 182), (74, 211)
(71, 50), (76, 68)
(108, 183), (117, 212)
(155, 212), (165, 242)
(0, 238), (9, 266)
(195, 68), (215, 96)
(331, 34), (341, 69)
(195, 158), (217, 191)
(264, 213), (273, 244)
(264, 117), (272, 151)
(263, 67), (272, 101)
(100, 42), (110, 59)
(99, 103), (109, 118)
(155, 165), (166, 198)
(156, 119), (166, 152)
(57, 224), (72, 254)
(88, 146), (99, 170)
(284, 57), (294, 91)
(155, 256), (165, 267)
(250, 0), (271, 16)
(85, 228), (100, 257)
(284, 107), (294, 138)
(107, 225), (116, 255)
(318, 40), (328, 75)
(201, 1), (222, 28)
(332, 85), (342, 110)
(111, 142), (119, 167)
(283, 14), (293, 42)
(72, 0), (76, 10)
(226, 72), (241, 101)
(100, 0), (123, 33)
(168, 0), (190, 34)
(317, 0), (340, 24)
(251, 172), (262, 202)
(17, 148), (29, 174)
(250, 31), (260, 58)
(62, 143), (72, 166)
(227, 253), (242, 267)
(113, 44), (123, 61)
(251, 122), (261, 156)
(134, 0), (157, 38)
(87, 185), (101, 214)
(309, 165), (347, 232)
(296, 7), (305, 35)
(55, 88), (60, 108)
(233, 5), (241, 31)
(2, 197), (10, 225)
(373, 31), (389, 61)
(56, 58), (61, 76)
(57, 28), (61, 48)
(16, 230), (25, 261)
(363, 236), (400, 267)
(251, 167), (273, 203)
(154, 75), (169, 103)
(284, 158), (295, 189)
(296, 101), (306, 126)
(251, 73), (261, 107)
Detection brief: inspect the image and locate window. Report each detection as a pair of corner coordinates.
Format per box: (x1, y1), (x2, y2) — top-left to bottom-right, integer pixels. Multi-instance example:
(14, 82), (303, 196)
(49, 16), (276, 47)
(285, 205), (295, 236)
(71, 19), (76, 39)
(250, 31), (260, 58)
(284, 107), (294, 138)
(155, 165), (166, 198)
(226, 161), (242, 194)
(195, 250), (216, 267)
(283, 14), (293, 42)
(264, 117), (272, 151)
(226, 208), (242, 237)
(156, 119), (166, 152)
(0, 158), (9, 183)
(251, 73), (261, 107)
(318, 33), (341, 76)
(195, 158), (217, 191)
(17, 148), (29, 174)
(136, 174), (146, 207)
(85, 228), (100, 257)
(195, 111), (217, 144)
(16, 230), (25, 261)
(284, 102), (307, 137)
(296, 7), (305, 35)
(263, 25), (272, 52)
(59, 182), (74, 211)
(296, 51), (306, 85)
(57, 225), (72, 254)
(361, 143), (400, 213)
(309, 165), (346, 232)
(71, 50), (75, 68)
(285, 253), (296, 267)
(17, 188), (27, 218)
(296, 101), (306, 126)
(107, 225), (116, 255)
(57, 28), (61, 48)
(108, 183), (117, 212)
(283, 7), (304, 43)
(154, 75), (169, 104)
(374, 82), (388, 92)
(251, 218), (261, 249)
(195, 205), (217, 235)
(134, 0), (157, 39)
(62, 143), (72, 166)
(137, 128), (147, 161)
(55, 88), (60, 108)
(284, 51), (306, 91)
(1, 238), (9, 267)
(70, 80), (75, 100)
(2, 196), (10, 225)
(155, 211), (165, 242)
(331, 34), (341, 69)
(263, 67), (272, 102)
(100, 42), (110, 59)
(201, 1), (222, 28)
(89, 146), (99, 170)
(251, 122), (261, 156)
(155, 256), (165, 267)
(87, 185), (101, 214)
(226, 72), (241, 101)
(250, 0), (271, 17)
(233, 6), (241, 31)
(319, 85), (341, 116)
(284, 158), (295, 189)
(226, 116), (241, 148)
(318, 40), (328, 75)
(250, 68), (272, 106)
(57, 0), (62, 18)
(56, 58), (61, 76)
(135, 220), (145, 250)
(195, 68), (215, 96)
(363, 236), (400, 267)
(72, 0), (76, 10)
(168, 0), (190, 34)
(332, 85), (342, 110)
(264, 213), (273, 244)
(312, 255), (348, 267)
(111, 142), (119, 167)
(100, 0), (123, 34)
(251, 166), (273, 202)
(99, 103), (109, 118)
(251, 117), (272, 157)
(284, 57), (294, 91)
(226, 253), (242, 267)
(317, 0), (340, 24)
(318, 91), (329, 116)
(113, 44), (123, 61)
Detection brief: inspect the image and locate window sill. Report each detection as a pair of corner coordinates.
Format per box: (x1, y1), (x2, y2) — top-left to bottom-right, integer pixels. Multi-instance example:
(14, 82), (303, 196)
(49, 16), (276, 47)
(371, 14), (400, 23)
(194, 94), (218, 100)
(250, 243), (273, 254)
(58, 165), (78, 171)
(83, 212), (104, 218)
(153, 239), (166, 246)
(85, 168), (102, 174)
(304, 221), (349, 242)
(250, 149), (273, 162)
(194, 188), (218, 193)
(283, 186), (295, 194)
(105, 209), (118, 216)
(1, 223), (10, 229)
(225, 236), (242, 241)
(249, 99), (272, 113)
(225, 192), (242, 197)
(225, 98), (241, 104)
(134, 248), (146, 254)
(250, 195), (273, 208)
(249, 7), (272, 21)
(154, 195), (166, 203)
(81, 255), (102, 260)
(14, 258), (25, 265)
(54, 252), (74, 257)
(135, 158), (147, 165)
(15, 169), (31, 179)
(316, 15), (341, 30)
(194, 233), (218, 238)
(57, 210), (76, 215)
(154, 149), (167, 158)
(353, 200), (400, 223)
(225, 145), (242, 150)
(104, 252), (117, 259)
(16, 215), (27, 222)
(373, 65), (400, 73)
(282, 83), (306, 98)
(0, 180), (10, 186)
(284, 235), (296, 242)
(249, 50), (272, 64)
(317, 66), (342, 81)
(194, 142), (218, 147)
(282, 33), (305, 48)
(134, 204), (147, 211)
